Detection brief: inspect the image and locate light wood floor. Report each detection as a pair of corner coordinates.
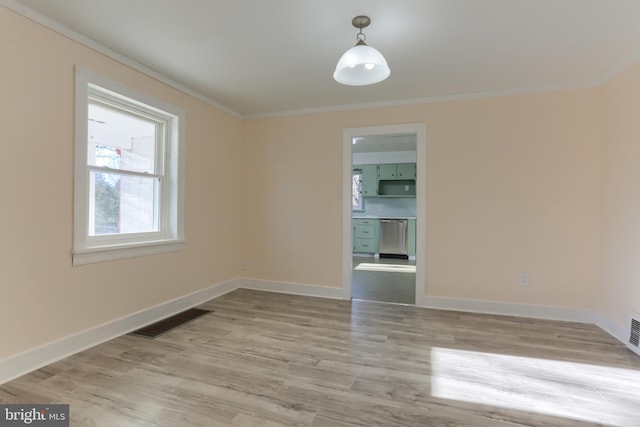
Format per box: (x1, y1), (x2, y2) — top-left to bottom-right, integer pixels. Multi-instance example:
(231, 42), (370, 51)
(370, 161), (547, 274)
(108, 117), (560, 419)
(1, 289), (639, 426)
(352, 256), (416, 304)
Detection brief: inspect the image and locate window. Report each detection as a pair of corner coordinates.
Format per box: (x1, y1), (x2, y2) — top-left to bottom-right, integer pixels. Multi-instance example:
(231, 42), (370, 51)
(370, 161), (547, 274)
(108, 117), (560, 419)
(352, 169), (365, 211)
(73, 67), (185, 266)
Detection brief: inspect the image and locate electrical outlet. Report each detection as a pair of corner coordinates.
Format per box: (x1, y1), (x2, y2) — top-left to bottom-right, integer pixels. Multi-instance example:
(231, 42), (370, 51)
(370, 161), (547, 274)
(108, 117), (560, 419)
(519, 273), (530, 286)
(241, 259), (249, 271)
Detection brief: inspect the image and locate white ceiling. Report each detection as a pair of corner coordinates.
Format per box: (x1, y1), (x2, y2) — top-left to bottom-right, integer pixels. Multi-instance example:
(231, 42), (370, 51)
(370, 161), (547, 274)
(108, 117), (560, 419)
(7, 0), (640, 117)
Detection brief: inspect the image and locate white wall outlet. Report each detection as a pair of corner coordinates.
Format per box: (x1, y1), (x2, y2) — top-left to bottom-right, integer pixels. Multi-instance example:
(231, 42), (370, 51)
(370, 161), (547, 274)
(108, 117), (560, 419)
(519, 273), (530, 286)
(241, 259), (249, 271)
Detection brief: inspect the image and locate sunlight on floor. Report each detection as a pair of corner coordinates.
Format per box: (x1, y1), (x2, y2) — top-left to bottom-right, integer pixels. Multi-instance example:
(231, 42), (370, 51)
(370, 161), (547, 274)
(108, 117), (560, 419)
(354, 262), (416, 273)
(430, 347), (640, 426)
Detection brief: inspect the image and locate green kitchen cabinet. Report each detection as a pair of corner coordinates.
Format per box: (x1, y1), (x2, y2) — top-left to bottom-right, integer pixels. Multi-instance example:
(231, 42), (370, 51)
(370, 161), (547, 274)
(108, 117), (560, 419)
(378, 163), (416, 180)
(353, 218), (379, 254)
(357, 163), (417, 197)
(407, 219), (416, 258)
(397, 163), (416, 180)
(378, 164), (397, 180)
(361, 164), (378, 196)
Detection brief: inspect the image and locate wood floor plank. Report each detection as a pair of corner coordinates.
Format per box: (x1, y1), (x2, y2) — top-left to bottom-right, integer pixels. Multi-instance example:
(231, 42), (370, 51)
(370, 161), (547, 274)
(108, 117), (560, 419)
(1, 289), (639, 426)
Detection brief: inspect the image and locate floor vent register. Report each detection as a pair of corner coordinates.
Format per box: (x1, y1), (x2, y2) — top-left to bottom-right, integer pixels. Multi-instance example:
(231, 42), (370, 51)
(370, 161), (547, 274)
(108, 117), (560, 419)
(129, 308), (211, 338)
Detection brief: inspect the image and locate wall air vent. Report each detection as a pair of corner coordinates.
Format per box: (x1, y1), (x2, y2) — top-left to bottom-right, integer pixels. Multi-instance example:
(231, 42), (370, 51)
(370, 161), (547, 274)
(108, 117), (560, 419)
(628, 313), (640, 357)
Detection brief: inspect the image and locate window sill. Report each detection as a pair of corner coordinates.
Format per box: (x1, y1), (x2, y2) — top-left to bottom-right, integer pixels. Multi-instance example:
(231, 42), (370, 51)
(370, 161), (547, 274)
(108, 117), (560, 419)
(72, 239), (185, 266)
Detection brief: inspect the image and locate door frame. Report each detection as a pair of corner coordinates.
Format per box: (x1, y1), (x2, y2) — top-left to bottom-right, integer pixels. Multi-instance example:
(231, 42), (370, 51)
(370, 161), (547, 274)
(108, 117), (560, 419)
(342, 123), (426, 306)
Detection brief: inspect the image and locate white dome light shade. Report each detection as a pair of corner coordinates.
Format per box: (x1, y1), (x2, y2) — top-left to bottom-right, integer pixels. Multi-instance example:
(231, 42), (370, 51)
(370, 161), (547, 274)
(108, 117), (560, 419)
(334, 44), (391, 86)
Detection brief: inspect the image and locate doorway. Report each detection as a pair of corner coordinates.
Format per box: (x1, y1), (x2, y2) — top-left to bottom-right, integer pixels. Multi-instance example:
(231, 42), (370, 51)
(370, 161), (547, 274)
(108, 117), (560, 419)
(342, 124), (426, 306)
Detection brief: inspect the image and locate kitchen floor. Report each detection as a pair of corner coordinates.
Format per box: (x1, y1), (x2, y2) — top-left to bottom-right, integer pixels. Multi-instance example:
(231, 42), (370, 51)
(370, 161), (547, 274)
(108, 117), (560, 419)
(352, 256), (416, 304)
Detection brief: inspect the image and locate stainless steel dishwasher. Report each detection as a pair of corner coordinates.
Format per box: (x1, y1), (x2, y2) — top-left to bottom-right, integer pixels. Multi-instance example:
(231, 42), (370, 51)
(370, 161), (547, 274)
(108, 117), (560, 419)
(379, 219), (408, 256)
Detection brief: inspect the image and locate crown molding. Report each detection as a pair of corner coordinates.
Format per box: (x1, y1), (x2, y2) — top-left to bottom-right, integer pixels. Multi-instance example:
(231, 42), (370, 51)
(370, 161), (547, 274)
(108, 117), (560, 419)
(242, 80), (605, 119)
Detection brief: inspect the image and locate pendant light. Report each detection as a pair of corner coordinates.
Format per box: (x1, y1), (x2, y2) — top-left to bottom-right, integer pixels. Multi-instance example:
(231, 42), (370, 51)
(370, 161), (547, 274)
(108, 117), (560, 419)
(334, 15), (390, 86)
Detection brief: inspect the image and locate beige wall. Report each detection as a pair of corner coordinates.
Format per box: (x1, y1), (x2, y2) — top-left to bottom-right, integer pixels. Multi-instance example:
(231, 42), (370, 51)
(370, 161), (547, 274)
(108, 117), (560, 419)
(601, 62), (640, 328)
(0, 8), (243, 360)
(243, 90), (602, 308)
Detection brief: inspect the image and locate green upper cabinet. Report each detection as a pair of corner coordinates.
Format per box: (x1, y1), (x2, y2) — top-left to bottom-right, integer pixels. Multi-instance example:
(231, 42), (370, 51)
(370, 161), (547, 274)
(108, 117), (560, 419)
(357, 163), (416, 197)
(378, 164), (397, 180)
(378, 163), (416, 180)
(361, 164), (378, 196)
(397, 163), (416, 180)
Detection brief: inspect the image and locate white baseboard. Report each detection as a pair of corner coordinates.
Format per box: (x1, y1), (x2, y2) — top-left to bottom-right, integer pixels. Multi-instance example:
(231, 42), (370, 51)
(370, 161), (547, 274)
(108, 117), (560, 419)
(422, 296), (597, 323)
(238, 278), (344, 300)
(595, 312), (628, 344)
(0, 278), (241, 385)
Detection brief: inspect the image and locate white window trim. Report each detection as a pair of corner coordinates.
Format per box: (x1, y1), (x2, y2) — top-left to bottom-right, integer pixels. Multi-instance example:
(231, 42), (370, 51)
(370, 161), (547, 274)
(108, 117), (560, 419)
(73, 67), (185, 266)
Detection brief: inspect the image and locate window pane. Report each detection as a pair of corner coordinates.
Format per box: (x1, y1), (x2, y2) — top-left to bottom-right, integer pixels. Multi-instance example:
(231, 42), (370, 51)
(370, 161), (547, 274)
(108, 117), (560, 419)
(90, 171), (158, 235)
(88, 103), (157, 174)
(352, 171), (364, 210)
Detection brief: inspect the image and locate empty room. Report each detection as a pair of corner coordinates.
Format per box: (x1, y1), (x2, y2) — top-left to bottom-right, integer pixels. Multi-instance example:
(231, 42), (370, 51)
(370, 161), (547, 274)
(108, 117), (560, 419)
(1, 1), (639, 426)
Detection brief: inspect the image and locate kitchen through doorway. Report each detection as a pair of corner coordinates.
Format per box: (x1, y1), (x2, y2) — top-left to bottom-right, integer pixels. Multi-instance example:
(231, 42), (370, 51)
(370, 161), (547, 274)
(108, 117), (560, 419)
(343, 126), (425, 306)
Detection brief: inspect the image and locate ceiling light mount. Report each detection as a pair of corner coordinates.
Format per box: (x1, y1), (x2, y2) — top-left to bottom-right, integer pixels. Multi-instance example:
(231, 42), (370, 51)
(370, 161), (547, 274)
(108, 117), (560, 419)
(352, 15), (371, 45)
(333, 15), (390, 86)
